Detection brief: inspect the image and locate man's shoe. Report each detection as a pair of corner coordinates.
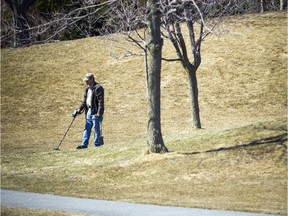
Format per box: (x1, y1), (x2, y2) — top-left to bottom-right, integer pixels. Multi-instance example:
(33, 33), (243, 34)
(76, 145), (87, 149)
(95, 143), (103, 147)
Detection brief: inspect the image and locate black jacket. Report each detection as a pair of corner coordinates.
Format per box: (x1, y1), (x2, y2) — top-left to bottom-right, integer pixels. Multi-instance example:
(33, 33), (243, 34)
(78, 82), (104, 117)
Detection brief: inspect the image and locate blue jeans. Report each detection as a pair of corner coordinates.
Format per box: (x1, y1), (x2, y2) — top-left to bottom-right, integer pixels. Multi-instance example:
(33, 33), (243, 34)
(82, 108), (101, 147)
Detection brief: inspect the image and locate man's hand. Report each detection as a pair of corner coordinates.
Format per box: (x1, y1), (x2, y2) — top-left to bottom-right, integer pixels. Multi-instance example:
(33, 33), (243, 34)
(72, 110), (79, 118)
(96, 114), (103, 123)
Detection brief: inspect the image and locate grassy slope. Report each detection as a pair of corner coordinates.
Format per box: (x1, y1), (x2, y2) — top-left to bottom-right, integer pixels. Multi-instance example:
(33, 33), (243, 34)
(1, 12), (287, 215)
(1, 206), (89, 216)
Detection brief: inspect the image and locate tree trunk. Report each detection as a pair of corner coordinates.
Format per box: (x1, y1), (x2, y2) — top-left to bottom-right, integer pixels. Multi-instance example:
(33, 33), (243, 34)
(260, 0), (264, 13)
(4, 0), (32, 47)
(186, 66), (201, 129)
(146, 0), (168, 153)
(280, 0), (284, 10)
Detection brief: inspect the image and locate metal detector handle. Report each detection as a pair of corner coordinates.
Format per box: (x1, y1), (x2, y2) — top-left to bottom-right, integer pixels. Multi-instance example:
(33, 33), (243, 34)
(72, 110), (79, 118)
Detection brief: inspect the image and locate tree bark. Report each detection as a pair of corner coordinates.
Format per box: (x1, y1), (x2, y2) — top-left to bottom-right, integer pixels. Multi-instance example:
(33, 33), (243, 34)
(186, 66), (201, 129)
(146, 0), (168, 153)
(169, 19), (202, 129)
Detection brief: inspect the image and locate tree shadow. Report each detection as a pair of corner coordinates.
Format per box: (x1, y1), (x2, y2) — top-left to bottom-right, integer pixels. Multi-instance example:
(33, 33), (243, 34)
(178, 133), (287, 155)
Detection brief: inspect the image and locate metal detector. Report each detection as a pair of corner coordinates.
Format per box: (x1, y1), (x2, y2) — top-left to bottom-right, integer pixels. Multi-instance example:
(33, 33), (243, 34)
(54, 111), (77, 150)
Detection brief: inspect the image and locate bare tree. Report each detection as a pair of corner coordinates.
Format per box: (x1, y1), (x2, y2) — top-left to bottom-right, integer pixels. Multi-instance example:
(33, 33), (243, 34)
(105, 0), (240, 130)
(103, 0), (168, 153)
(4, 0), (32, 47)
(159, 0), (237, 129)
(234, 0), (286, 12)
(2, 0), (285, 47)
(103, 0), (239, 140)
(146, 0), (168, 153)
(1, 0), (114, 47)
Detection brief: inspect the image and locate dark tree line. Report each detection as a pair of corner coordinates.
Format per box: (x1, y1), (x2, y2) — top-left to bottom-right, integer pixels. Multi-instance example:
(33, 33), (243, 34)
(1, 0), (286, 48)
(1, 0), (110, 47)
(3, 0), (32, 47)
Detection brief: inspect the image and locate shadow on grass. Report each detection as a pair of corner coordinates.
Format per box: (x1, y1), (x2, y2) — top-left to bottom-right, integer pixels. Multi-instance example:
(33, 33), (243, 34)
(178, 133), (287, 155)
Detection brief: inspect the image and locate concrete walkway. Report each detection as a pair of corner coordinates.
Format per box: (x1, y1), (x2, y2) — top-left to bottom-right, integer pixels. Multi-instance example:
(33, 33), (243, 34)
(1, 189), (275, 216)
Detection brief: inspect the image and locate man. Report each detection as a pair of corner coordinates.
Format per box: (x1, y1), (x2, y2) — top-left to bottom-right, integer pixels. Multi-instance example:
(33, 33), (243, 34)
(75, 73), (104, 149)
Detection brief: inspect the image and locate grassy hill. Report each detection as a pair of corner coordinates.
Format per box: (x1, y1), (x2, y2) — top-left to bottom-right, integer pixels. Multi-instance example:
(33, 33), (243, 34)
(1, 12), (287, 215)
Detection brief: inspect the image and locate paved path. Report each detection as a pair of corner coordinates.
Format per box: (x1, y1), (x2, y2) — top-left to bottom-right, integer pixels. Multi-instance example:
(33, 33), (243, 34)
(1, 189), (275, 216)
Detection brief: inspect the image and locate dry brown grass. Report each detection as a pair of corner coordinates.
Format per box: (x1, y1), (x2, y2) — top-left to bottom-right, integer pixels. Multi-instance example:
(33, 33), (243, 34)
(1, 12), (287, 215)
(1, 206), (89, 216)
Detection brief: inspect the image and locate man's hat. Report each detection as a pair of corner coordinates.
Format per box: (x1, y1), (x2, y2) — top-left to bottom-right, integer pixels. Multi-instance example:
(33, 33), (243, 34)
(83, 73), (94, 81)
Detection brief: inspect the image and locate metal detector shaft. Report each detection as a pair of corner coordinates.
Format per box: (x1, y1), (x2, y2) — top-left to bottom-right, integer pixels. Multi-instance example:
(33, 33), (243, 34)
(54, 116), (76, 150)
